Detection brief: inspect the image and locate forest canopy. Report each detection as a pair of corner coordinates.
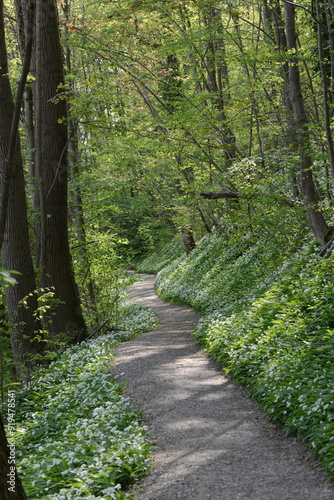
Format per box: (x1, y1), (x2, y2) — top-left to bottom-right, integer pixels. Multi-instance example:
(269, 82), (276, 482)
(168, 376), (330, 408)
(58, 0), (334, 250)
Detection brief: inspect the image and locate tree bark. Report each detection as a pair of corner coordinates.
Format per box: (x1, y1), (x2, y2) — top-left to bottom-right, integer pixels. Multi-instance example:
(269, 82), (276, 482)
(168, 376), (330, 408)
(325, 0), (334, 103)
(314, 0), (334, 179)
(200, 191), (239, 199)
(284, 0), (333, 246)
(62, 0), (99, 323)
(1, 0), (44, 377)
(0, 0), (34, 248)
(31, 0), (87, 341)
(202, 5), (236, 165)
(0, 414), (27, 499)
(34, 0), (48, 286)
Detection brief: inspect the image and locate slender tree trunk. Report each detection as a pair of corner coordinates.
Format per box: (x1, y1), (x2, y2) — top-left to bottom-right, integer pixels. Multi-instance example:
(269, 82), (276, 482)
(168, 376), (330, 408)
(202, 5), (236, 165)
(268, 0), (300, 197)
(23, 86), (36, 192)
(34, 0), (48, 286)
(325, 0), (334, 103)
(315, 0), (334, 178)
(231, 7), (264, 162)
(68, 127), (99, 323)
(62, 0), (99, 322)
(284, 0), (333, 246)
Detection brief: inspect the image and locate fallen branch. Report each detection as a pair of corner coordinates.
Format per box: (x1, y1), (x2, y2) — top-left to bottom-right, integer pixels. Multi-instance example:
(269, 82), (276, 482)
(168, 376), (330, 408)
(319, 235), (334, 258)
(84, 320), (109, 342)
(200, 191), (239, 199)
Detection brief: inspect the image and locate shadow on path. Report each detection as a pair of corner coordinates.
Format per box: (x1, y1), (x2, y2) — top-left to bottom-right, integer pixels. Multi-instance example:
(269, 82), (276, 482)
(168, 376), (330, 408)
(110, 274), (334, 500)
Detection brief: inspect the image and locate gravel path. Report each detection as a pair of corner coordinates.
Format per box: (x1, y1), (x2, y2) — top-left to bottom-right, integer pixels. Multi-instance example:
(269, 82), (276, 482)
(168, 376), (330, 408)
(110, 274), (334, 500)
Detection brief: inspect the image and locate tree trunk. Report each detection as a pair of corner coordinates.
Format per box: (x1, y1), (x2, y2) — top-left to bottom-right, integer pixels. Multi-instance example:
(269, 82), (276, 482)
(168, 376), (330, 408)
(325, 0), (334, 104)
(68, 126), (99, 323)
(34, 0), (48, 286)
(0, 413), (27, 499)
(263, 0), (301, 197)
(62, 0), (99, 323)
(284, 0), (333, 246)
(1, 0), (44, 377)
(202, 5), (236, 165)
(231, 7), (264, 161)
(31, 0), (87, 341)
(0, 0), (34, 248)
(314, 0), (334, 179)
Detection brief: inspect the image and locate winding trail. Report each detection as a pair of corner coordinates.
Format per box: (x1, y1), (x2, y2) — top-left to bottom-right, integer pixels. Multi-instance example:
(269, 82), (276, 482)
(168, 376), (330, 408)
(111, 274), (334, 500)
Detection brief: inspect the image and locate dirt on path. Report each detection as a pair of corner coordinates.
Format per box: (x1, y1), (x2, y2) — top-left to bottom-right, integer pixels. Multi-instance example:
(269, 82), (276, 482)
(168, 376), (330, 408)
(110, 274), (334, 500)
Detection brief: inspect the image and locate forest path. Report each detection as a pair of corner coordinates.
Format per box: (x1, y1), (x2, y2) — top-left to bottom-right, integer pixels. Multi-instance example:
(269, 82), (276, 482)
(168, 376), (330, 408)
(110, 274), (334, 500)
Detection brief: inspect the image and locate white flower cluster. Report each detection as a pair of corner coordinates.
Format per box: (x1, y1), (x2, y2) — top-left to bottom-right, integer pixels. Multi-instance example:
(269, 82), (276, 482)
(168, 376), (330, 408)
(154, 232), (334, 478)
(14, 333), (150, 499)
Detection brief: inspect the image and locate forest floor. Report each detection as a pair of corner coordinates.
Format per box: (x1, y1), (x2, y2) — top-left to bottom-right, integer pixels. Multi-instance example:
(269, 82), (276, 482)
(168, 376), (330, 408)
(110, 274), (334, 500)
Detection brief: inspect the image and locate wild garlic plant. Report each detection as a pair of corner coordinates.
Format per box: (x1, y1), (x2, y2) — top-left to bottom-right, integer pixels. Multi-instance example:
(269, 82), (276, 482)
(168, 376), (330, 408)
(9, 297), (158, 499)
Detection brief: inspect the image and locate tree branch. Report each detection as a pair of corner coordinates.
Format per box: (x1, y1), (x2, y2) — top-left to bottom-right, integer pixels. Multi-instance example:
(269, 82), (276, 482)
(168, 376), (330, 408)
(200, 191), (239, 199)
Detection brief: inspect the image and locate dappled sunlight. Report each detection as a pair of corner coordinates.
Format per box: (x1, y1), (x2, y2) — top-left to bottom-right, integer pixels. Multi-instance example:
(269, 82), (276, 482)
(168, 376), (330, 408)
(112, 274), (334, 500)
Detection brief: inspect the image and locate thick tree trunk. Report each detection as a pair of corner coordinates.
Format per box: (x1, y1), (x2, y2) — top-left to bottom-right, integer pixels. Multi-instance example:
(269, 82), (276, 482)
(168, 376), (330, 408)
(31, 0), (87, 341)
(284, 1), (333, 246)
(0, 0), (44, 377)
(0, 0), (33, 248)
(0, 413), (27, 499)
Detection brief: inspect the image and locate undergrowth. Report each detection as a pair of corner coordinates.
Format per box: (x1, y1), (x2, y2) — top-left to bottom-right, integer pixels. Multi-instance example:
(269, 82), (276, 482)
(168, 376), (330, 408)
(135, 237), (183, 274)
(140, 232), (334, 481)
(4, 293), (158, 499)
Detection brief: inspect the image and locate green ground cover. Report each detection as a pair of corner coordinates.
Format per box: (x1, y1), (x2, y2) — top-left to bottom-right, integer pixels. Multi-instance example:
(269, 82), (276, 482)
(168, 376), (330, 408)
(5, 294), (158, 500)
(138, 232), (334, 480)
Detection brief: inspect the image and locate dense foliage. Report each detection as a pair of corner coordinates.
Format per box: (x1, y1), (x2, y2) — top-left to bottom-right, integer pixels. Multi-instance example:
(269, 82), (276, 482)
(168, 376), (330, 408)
(137, 233), (334, 480)
(3, 0), (334, 366)
(62, 0), (332, 258)
(3, 0), (334, 496)
(3, 296), (158, 499)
